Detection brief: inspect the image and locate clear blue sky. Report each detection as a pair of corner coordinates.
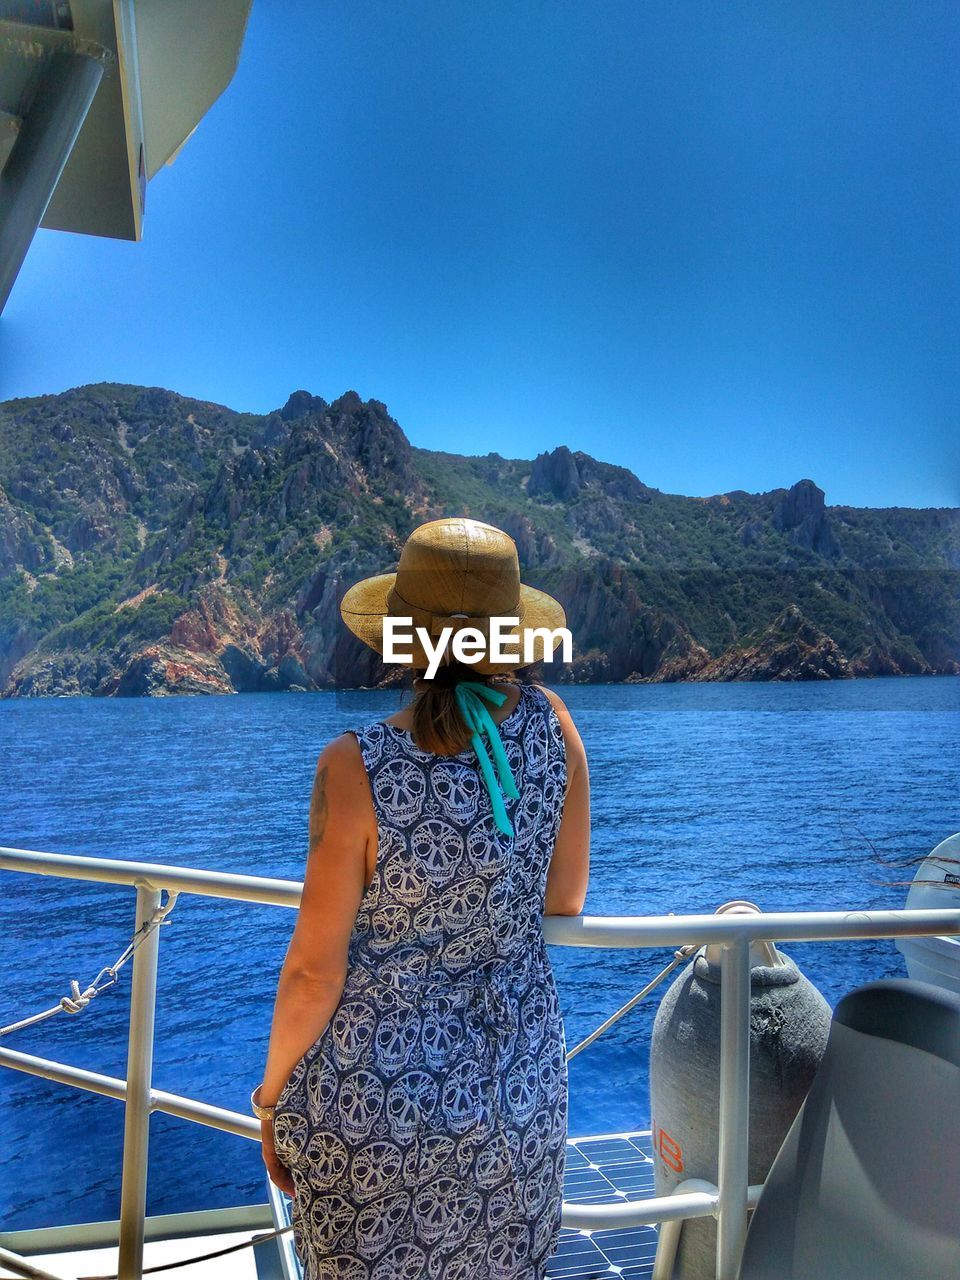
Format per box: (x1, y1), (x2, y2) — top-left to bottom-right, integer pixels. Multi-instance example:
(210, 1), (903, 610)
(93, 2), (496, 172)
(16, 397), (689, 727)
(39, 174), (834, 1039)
(3, 0), (958, 508)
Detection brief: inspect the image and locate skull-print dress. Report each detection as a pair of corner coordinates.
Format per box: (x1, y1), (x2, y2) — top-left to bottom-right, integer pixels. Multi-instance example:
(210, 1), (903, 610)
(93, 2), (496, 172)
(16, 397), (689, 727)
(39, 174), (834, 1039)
(272, 680), (569, 1279)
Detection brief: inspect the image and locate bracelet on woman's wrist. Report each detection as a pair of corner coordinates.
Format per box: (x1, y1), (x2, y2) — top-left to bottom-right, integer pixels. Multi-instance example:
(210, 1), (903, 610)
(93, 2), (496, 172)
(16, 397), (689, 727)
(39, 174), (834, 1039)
(251, 1084), (277, 1122)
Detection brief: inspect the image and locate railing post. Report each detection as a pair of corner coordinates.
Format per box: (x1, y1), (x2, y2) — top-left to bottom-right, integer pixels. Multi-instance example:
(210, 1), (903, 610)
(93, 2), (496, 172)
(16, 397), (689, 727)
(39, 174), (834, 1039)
(716, 936), (751, 1279)
(117, 886), (162, 1280)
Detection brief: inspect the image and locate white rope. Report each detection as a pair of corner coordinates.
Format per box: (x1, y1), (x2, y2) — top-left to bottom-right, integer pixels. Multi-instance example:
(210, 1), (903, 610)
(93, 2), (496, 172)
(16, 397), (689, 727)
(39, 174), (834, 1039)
(565, 943), (701, 1061)
(0, 890), (179, 1039)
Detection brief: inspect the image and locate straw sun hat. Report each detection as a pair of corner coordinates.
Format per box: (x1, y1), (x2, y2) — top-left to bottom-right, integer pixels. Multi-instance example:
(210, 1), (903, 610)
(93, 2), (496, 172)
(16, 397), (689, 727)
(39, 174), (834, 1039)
(339, 517), (567, 676)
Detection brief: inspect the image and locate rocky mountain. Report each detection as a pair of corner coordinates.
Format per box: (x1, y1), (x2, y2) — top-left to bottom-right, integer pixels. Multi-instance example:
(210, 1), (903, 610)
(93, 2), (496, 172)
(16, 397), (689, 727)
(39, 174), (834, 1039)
(0, 382), (957, 696)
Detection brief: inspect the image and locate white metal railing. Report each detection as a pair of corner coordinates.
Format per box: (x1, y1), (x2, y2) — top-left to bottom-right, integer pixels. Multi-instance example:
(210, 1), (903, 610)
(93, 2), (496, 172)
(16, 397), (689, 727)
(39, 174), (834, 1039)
(1, 844), (959, 1280)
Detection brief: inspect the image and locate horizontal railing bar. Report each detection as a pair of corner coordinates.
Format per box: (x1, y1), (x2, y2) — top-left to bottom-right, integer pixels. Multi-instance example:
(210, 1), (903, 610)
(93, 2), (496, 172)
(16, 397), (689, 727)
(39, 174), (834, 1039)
(3, 847), (959, 946)
(652, 1182), (765, 1280)
(0, 1046), (126, 1101)
(563, 1189), (718, 1228)
(0, 847), (302, 907)
(0, 1047), (259, 1139)
(0, 1205), (276, 1257)
(549, 909), (960, 947)
(151, 1088), (260, 1140)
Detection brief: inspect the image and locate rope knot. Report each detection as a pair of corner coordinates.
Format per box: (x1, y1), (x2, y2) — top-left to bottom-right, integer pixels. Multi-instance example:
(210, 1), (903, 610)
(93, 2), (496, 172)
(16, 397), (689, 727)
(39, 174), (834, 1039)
(60, 981), (96, 1015)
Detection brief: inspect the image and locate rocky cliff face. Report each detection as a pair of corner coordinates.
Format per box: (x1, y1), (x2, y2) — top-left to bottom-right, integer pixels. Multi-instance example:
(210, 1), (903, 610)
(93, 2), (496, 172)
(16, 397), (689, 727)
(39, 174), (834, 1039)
(771, 478), (841, 556)
(681, 604), (852, 682)
(1, 382), (957, 695)
(529, 445), (656, 506)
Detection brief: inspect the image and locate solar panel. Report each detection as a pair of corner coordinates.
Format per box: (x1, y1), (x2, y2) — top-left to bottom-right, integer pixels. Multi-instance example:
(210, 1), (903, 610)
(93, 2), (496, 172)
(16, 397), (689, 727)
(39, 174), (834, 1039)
(548, 1131), (659, 1278)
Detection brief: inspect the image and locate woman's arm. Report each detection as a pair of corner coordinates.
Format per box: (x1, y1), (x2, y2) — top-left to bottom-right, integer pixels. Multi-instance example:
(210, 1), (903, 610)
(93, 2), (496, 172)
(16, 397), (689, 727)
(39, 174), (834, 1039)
(259, 731), (377, 1193)
(540, 687), (590, 917)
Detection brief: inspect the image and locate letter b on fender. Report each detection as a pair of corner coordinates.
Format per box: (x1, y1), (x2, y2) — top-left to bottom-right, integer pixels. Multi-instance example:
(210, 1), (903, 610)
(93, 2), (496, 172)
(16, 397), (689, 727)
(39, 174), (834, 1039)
(656, 1125), (684, 1175)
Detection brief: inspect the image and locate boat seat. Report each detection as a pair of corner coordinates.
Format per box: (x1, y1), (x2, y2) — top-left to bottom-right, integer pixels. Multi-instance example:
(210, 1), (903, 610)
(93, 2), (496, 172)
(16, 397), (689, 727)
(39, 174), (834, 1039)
(737, 977), (960, 1280)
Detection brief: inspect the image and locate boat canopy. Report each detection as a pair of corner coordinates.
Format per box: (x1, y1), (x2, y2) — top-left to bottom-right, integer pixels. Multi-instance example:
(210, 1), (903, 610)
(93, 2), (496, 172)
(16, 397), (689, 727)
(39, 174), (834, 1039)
(0, 0), (252, 312)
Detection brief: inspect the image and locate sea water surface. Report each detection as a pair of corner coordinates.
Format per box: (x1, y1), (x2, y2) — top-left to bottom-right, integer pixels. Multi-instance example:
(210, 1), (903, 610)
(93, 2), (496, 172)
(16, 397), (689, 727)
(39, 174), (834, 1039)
(1, 677), (958, 1229)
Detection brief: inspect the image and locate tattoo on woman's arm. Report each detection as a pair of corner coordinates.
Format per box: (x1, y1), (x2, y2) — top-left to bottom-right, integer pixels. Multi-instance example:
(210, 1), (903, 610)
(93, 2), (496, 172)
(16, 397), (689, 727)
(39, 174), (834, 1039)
(310, 765), (329, 846)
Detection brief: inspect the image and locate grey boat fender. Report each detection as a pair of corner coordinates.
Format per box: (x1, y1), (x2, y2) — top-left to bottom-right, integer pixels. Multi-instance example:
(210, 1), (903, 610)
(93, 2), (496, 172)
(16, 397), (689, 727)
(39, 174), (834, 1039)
(648, 900), (832, 1280)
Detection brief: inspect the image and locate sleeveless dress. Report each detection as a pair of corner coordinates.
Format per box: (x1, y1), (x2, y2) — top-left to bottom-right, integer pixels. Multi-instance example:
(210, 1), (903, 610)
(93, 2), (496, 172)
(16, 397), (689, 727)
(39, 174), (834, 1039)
(272, 681), (570, 1279)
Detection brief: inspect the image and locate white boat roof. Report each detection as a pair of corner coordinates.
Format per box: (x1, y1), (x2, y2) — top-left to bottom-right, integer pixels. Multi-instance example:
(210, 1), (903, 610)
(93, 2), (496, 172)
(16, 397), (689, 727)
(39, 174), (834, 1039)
(0, 0), (252, 242)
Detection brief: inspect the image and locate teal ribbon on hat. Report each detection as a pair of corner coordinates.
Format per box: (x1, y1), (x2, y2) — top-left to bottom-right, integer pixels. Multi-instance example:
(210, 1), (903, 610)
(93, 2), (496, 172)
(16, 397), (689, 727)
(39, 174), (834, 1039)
(454, 681), (521, 836)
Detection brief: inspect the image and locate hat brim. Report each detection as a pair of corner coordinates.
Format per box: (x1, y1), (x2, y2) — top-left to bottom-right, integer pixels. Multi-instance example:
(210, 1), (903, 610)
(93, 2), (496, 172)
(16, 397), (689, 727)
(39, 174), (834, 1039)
(340, 572), (568, 675)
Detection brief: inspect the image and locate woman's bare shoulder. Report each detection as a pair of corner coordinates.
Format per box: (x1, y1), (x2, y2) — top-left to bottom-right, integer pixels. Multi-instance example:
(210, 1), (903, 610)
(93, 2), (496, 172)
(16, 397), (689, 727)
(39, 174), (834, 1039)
(538, 683), (572, 719)
(536, 685), (586, 762)
(309, 732), (376, 844)
(314, 730), (368, 778)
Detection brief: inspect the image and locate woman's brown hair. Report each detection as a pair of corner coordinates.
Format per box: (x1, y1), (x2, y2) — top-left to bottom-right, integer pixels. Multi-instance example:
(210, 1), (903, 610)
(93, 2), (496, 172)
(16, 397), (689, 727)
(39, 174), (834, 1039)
(408, 660), (528, 755)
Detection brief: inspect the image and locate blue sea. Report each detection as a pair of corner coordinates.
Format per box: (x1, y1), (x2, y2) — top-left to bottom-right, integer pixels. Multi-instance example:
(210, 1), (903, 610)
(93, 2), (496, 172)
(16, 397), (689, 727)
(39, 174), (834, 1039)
(1, 678), (958, 1231)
